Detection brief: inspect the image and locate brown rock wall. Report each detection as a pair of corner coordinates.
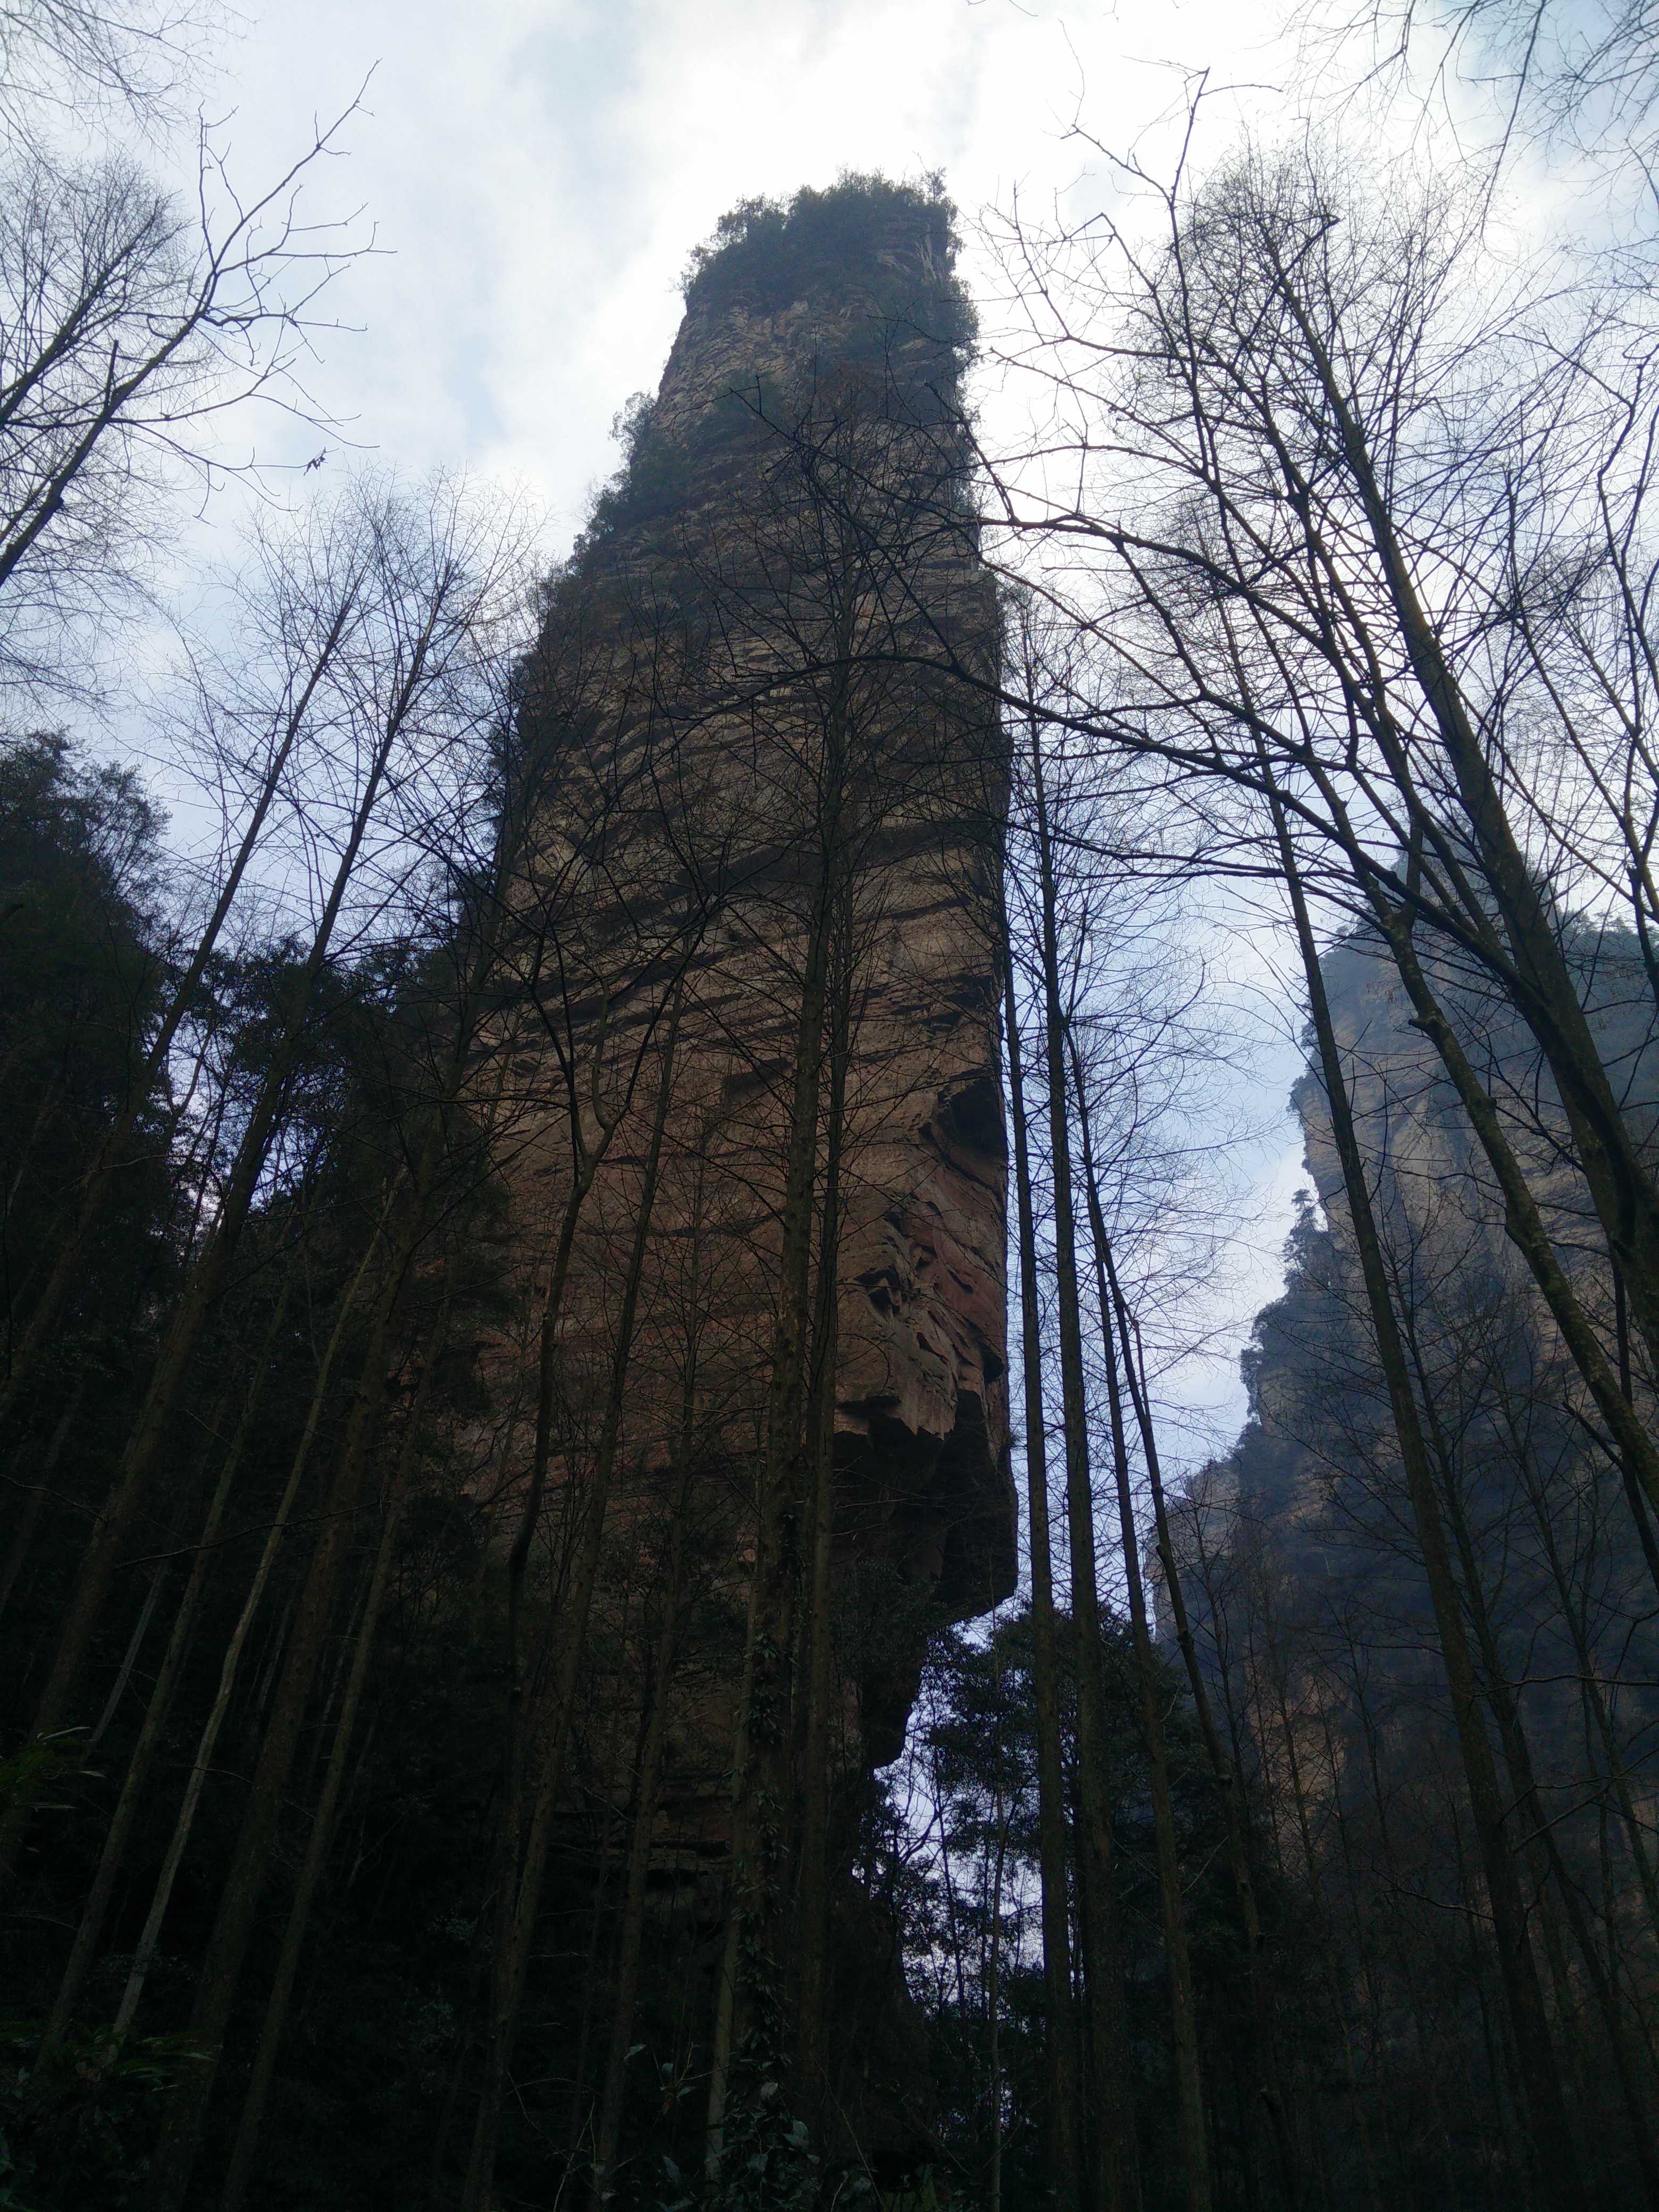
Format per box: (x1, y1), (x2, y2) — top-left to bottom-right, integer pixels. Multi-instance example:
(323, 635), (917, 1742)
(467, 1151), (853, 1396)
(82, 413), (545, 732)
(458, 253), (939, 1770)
(479, 200), (1013, 1846)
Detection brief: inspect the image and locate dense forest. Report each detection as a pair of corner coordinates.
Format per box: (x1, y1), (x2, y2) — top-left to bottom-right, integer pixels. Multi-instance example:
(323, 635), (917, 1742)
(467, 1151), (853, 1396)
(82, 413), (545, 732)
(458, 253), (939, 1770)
(5, 1), (1659, 2208)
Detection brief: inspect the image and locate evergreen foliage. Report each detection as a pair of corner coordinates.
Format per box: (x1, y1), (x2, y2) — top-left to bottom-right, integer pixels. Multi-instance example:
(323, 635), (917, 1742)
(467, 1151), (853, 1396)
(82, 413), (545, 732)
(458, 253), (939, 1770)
(573, 173), (975, 565)
(681, 173), (974, 360)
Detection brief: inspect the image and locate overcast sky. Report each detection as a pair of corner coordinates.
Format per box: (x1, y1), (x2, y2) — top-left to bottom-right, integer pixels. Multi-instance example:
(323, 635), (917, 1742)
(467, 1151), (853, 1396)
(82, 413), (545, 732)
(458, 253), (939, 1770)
(177, 0), (1333, 1458)
(66, 0), (1499, 1464)
(212, 0), (1312, 531)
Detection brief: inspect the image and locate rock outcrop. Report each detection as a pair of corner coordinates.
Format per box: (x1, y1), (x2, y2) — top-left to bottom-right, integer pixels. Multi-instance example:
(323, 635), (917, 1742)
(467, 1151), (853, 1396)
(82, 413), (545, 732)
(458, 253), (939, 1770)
(479, 180), (1013, 2041)
(1178, 925), (1659, 1874)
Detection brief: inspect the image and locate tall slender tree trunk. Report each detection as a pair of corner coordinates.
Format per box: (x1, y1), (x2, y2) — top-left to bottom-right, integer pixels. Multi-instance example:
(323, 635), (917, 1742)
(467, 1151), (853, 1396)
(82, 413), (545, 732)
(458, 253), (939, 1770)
(463, 996), (682, 2212)
(590, 1434), (699, 2202)
(986, 1675), (1009, 2212)
(703, 1893), (741, 2183)
(1611, 1267), (1659, 1591)
(1278, 266), (1659, 1384)
(1425, 1407), (1659, 2208)
(714, 765), (842, 2152)
(1069, 1045), (1210, 2212)
(220, 1312), (450, 2212)
(1262, 756), (1585, 2212)
(0, 584), (366, 1430)
(567, 1725), (629, 2175)
(0, 1378), (83, 1624)
(1003, 964), (1084, 2210)
(1097, 1238), (1301, 2207)
(85, 1547), (171, 1752)
(85, 1225), (382, 2053)
(1280, 1636), (1392, 2212)
(1029, 728), (1140, 2212)
(590, 1162), (710, 2203)
(2, 641), (426, 1880)
(793, 935), (851, 2109)
(144, 1153), (439, 2208)
(1530, 1505), (1659, 1947)
(1371, 896), (1659, 1571)
(474, 955), (695, 2191)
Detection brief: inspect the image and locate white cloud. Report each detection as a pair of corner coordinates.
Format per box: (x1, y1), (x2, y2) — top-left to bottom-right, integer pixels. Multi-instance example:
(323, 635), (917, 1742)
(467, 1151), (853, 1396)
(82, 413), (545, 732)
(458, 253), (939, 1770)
(208, 0), (1305, 538)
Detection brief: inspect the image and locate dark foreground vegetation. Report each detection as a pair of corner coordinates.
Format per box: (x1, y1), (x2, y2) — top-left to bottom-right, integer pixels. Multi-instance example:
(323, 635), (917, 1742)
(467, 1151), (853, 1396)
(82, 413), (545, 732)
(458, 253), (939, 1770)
(5, 0), (1659, 2208)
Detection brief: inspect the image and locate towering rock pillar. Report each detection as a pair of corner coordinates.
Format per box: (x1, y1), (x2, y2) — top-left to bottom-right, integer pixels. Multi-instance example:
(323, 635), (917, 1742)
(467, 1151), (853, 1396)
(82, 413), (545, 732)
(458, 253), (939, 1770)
(485, 179), (1013, 1923)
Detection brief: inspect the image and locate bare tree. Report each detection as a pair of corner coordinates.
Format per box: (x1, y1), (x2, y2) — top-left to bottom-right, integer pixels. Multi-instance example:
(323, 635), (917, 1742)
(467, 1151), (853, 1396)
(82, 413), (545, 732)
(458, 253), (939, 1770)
(1002, 961), (1086, 2208)
(1, 473), (527, 1880)
(1, 0), (221, 147)
(979, 130), (1659, 1629)
(0, 101), (367, 703)
(1295, 0), (1659, 188)
(0, 492), (379, 1422)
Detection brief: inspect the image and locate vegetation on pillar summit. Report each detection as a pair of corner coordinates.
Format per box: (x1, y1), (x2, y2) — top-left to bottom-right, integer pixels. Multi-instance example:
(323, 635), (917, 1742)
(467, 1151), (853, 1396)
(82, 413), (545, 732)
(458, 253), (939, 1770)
(681, 173), (976, 362)
(573, 174), (977, 564)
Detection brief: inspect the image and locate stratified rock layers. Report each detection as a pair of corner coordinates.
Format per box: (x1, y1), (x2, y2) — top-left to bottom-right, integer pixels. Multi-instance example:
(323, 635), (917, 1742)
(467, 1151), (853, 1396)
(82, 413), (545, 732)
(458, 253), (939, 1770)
(484, 190), (1013, 1821)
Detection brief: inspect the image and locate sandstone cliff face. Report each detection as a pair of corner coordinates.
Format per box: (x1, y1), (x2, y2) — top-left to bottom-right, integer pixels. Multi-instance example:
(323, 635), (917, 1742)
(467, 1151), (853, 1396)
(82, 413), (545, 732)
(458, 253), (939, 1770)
(1180, 929), (1659, 1861)
(483, 189), (1013, 1834)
